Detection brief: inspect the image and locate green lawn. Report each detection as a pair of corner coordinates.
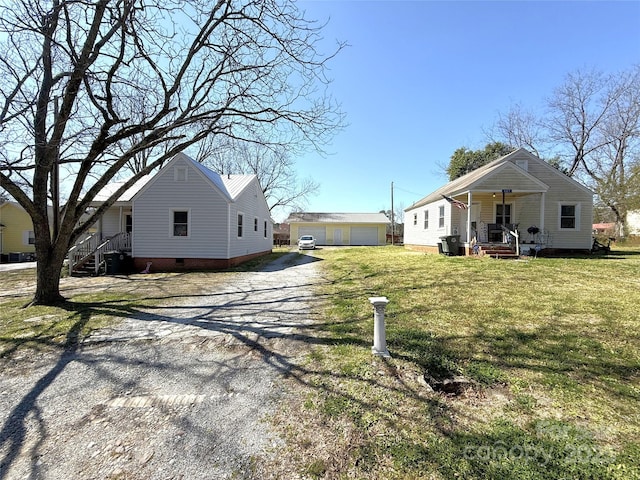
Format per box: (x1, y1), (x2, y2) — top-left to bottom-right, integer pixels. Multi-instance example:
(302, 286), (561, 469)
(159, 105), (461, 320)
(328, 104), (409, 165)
(271, 246), (640, 480)
(2, 248), (639, 479)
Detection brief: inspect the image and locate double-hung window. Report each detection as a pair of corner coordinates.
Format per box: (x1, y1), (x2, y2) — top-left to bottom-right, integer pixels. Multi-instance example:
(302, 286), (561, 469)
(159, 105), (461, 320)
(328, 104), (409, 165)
(438, 206), (445, 228)
(173, 211), (188, 237)
(424, 210), (429, 229)
(237, 214), (244, 237)
(560, 204), (577, 229)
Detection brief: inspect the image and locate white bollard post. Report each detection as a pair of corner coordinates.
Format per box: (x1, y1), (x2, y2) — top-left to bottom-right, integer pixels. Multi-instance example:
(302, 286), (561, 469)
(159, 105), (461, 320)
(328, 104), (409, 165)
(369, 296), (390, 358)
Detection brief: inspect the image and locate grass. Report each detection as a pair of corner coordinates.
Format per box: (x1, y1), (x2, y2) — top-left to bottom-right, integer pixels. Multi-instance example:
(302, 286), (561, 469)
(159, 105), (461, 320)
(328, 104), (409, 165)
(2, 247), (639, 478)
(269, 246), (640, 479)
(0, 249), (291, 357)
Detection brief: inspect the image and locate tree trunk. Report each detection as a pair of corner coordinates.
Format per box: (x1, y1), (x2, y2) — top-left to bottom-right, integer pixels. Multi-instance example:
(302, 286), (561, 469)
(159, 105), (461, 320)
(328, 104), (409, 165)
(32, 249), (66, 306)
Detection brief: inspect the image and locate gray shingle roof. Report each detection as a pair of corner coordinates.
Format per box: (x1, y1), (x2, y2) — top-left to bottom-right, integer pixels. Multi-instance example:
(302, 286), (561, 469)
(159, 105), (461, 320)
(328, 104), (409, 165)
(285, 212), (390, 224)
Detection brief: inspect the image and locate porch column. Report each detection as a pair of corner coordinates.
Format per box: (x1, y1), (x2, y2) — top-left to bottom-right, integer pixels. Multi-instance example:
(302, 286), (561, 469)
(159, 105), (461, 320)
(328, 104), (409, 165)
(466, 191), (472, 243)
(539, 192), (545, 232)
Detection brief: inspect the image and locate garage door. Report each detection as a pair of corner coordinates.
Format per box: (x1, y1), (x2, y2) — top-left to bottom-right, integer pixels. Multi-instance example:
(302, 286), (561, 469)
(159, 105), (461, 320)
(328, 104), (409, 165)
(298, 227), (327, 245)
(350, 227), (379, 245)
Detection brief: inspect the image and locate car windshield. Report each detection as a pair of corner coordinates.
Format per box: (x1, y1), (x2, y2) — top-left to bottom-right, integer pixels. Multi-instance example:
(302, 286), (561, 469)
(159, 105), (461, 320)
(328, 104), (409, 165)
(300, 236), (314, 241)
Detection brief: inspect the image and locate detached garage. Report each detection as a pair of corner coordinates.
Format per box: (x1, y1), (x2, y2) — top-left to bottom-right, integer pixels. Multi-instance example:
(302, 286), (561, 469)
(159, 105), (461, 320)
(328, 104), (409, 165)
(286, 212), (390, 246)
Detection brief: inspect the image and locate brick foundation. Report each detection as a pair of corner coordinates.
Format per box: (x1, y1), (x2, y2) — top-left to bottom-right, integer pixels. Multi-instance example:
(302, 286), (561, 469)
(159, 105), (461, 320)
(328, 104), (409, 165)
(133, 250), (272, 273)
(404, 244), (442, 255)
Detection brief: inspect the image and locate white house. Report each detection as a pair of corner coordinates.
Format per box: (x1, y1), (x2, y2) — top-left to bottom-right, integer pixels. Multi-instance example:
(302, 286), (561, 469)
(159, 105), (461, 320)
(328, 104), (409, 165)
(404, 148), (594, 256)
(71, 152), (273, 274)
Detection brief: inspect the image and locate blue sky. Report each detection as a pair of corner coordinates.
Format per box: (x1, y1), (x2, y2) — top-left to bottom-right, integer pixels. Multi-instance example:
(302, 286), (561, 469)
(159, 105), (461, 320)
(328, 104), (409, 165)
(280, 0), (640, 222)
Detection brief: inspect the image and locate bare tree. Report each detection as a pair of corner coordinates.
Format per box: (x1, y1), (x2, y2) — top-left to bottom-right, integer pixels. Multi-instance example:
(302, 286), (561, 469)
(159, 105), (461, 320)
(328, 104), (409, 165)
(0, 0), (345, 305)
(487, 102), (544, 158)
(193, 137), (319, 217)
(489, 66), (640, 234)
(546, 68), (624, 177)
(586, 66), (640, 236)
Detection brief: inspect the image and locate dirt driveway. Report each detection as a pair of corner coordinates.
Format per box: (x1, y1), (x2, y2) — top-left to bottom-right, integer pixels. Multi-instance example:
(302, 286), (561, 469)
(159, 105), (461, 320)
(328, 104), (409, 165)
(0, 252), (325, 479)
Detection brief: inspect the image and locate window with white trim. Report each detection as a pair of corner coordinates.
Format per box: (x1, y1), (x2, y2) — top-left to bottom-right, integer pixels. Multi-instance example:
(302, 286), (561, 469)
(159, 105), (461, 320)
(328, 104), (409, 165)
(237, 213), (244, 237)
(172, 210), (188, 237)
(438, 206), (445, 228)
(23, 230), (35, 245)
(424, 210), (429, 229)
(495, 204), (512, 225)
(264, 220), (268, 238)
(254, 217), (258, 232)
(559, 204), (578, 229)
(413, 213), (417, 226)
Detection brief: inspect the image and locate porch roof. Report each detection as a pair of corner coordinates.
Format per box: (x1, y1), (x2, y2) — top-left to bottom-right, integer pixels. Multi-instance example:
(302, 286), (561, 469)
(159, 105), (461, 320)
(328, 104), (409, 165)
(407, 149), (548, 210)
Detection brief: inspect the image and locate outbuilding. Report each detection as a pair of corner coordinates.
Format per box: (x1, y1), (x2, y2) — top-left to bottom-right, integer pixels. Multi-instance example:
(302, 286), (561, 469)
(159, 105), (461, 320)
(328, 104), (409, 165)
(286, 212), (390, 246)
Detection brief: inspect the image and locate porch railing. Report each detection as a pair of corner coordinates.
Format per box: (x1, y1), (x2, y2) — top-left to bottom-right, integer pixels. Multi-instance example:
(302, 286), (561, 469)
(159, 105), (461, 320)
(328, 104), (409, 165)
(501, 224), (520, 256)
(68, 232), (131, 275)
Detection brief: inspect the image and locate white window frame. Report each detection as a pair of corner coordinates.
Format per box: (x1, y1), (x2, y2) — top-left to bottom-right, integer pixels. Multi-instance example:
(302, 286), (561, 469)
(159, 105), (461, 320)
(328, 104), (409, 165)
(254, 217), (258, 232)
(23, 230), (35, 245)
(264, 220), (268, 238)
(237, 212), (244, 238)
(171, 209), (190, 237)
(413, 213), (417, 226)
(423, 210), (429, 230)
(494, 203), (513, 225)
(438, 205), (445, 229)
(558, 203), (580, 230)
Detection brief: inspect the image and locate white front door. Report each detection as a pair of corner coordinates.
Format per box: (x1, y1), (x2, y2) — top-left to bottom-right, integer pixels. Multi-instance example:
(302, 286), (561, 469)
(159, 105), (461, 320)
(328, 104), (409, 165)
(334, 228), (342, 245)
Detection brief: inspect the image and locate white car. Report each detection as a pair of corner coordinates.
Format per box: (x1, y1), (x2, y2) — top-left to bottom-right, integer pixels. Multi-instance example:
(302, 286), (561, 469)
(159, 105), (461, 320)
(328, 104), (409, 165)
(298, 235), (316, 250)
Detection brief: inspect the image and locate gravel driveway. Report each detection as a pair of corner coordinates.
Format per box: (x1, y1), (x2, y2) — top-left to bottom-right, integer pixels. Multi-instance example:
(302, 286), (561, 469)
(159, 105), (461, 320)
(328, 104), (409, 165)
(0, 252), (324, 479)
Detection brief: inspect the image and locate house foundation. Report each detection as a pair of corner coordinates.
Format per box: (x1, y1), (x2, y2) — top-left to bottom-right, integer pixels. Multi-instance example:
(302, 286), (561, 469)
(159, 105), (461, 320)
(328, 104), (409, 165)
(133, 250), (272, 272)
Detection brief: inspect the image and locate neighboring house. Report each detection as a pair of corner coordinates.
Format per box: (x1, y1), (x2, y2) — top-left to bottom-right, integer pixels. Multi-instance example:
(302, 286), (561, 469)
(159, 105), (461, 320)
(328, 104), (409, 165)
(627, 211), (640, 236)
(0, 201), (41, 262)
(592, 222), (616, 236)
(285, 212), (391, 246)
(73, 152), (273, 273)
(404, 148), (594, 255)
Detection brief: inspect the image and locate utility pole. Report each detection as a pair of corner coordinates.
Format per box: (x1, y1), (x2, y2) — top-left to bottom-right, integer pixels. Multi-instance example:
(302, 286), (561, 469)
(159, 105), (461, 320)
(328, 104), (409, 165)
(391, 181), (395, 245)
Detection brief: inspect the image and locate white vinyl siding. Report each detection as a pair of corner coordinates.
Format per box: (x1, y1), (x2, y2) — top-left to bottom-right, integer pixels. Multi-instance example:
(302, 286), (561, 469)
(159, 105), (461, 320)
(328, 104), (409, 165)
(132, 159), (231, 258)
(227, 178), (273, 258)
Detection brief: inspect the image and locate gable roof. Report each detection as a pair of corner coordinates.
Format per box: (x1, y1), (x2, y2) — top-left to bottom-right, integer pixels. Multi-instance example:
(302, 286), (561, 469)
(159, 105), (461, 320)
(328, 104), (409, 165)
(286, 212), (391, 224)
(92, 152), (257, 204)
(407, 148), (591, 210)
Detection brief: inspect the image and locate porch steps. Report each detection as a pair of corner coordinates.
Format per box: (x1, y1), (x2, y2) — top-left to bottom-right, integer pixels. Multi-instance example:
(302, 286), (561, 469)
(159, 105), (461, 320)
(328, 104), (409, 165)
(477, 244), (519, 259)
(71, 257), (99, 276)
